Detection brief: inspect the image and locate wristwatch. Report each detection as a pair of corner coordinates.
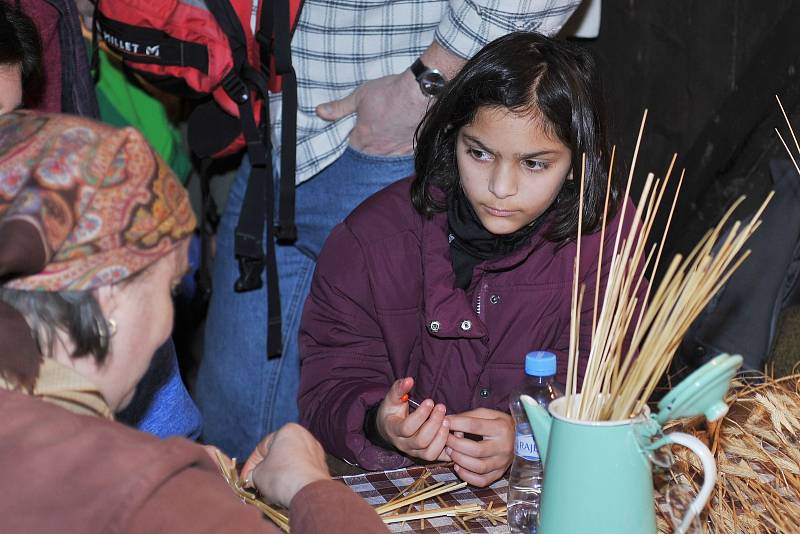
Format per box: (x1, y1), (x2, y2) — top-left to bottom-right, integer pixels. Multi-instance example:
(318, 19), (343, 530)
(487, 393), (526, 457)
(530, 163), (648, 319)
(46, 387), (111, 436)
(410, 58), (446, 97)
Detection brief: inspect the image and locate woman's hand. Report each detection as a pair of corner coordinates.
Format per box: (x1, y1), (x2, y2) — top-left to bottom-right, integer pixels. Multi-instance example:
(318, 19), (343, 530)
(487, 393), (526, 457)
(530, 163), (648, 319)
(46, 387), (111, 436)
(241, 423), (331, 508)
(376, 377), (451, 462)
(445, 408), (514, 487)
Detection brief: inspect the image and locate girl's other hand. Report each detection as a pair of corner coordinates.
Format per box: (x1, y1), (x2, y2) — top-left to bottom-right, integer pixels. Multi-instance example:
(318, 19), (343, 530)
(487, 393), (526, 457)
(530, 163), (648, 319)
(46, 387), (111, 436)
(444, 408), (514, 487)
(377, 377), (451, 461)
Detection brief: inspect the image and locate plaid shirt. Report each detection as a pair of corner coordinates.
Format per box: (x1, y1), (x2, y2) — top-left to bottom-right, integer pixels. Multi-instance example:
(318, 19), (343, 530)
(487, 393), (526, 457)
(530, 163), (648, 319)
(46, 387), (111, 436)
(270, 0), (581, 185)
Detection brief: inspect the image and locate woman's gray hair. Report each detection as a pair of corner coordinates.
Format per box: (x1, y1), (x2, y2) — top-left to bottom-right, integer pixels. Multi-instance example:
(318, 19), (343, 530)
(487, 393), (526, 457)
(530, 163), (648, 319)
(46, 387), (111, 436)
(0, 288), (111, 363)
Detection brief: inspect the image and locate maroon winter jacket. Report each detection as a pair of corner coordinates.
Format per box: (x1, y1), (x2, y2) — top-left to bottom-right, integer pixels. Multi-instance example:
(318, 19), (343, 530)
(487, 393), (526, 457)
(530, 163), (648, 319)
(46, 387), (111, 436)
(299, 177), (645, 470)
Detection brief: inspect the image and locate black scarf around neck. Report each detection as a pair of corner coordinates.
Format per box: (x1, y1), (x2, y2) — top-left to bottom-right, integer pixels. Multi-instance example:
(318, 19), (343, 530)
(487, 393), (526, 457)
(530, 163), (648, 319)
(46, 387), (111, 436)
(447, 187), (541, 289)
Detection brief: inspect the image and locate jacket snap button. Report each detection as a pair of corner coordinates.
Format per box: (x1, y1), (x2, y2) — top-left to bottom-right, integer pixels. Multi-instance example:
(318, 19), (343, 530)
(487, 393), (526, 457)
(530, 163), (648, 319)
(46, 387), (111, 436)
(460, 320), (472, 331)
(429, 320), (441, 332)
(489, 294), (500, 304)
(479, 387), (490, 398)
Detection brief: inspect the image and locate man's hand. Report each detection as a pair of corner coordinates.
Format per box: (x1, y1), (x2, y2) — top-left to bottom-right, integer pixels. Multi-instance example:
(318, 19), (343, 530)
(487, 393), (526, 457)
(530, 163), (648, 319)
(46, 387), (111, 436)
(377, 377), (451, 461)
(241, 423), (331, 508)
(445, 408), (514, 487)
(316, 41), (466, 156)
(316, 70), (428, 156)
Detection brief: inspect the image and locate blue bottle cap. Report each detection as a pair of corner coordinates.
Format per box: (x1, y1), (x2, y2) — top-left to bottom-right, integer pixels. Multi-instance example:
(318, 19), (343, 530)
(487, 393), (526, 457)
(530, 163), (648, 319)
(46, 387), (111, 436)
(525, 351), (557, 377)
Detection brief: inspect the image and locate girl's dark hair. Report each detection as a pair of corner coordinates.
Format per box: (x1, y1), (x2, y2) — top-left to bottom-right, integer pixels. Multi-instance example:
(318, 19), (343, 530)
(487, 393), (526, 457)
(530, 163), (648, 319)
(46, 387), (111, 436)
(0, 1), (43, 104)
(412, 32), (616, 241)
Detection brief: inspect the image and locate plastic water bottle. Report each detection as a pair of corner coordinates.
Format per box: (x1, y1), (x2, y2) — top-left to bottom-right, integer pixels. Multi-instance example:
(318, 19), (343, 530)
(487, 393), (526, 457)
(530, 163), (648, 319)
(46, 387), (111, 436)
(507, 351), (563, 533)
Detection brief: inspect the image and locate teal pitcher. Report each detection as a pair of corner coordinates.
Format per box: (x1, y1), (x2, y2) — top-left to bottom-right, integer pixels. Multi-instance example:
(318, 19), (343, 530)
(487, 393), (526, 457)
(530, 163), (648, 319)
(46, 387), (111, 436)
(521, 353), (742, 534)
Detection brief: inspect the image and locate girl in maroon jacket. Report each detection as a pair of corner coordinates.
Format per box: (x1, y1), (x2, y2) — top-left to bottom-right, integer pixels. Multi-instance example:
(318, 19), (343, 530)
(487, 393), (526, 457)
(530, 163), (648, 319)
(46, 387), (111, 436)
(298, 32), (644, 486)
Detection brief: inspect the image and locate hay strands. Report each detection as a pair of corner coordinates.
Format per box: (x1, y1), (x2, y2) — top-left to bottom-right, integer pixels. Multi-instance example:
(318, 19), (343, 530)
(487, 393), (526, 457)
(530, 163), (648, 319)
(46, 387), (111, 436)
(376, 470), (509, 528)
(212, 453), (505, 531)
(461, 501), (509, 526)
(563, 108), (774, 422)
(375, 480), (467, 514)
(378, 474), (509, 528)
(656, 373), (800, 533)
(382, 503), (482, 524)
(211, 449), (291, 532)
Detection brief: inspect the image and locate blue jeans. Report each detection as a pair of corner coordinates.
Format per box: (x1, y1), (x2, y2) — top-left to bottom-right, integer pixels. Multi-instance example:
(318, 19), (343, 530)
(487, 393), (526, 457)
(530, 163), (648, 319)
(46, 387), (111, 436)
(196, 147), (415, 459)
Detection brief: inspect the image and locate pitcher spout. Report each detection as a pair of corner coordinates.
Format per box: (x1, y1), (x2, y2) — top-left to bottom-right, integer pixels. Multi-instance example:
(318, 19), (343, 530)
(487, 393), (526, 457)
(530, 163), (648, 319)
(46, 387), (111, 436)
(520, 394), (552, 462)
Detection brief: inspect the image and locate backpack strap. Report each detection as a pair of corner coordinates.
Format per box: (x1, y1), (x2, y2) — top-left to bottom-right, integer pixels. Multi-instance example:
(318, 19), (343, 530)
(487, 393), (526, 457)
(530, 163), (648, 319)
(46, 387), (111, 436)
(271, 0), (298, 244)
(93, 12), (210, 73)
(225, 72), (283, 359)
(207, 0), (283, 358)
(90, 4), (100, 82)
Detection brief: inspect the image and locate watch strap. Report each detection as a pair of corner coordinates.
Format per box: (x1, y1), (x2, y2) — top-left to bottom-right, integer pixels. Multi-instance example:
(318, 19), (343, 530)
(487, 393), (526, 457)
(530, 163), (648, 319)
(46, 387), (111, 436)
(410, 57), (446, 97)
(410, 58), (428, 81)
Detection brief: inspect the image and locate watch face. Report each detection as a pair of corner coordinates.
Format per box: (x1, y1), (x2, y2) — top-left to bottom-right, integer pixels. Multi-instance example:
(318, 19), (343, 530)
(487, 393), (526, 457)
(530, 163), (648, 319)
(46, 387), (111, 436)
(420, 71), (446, 96)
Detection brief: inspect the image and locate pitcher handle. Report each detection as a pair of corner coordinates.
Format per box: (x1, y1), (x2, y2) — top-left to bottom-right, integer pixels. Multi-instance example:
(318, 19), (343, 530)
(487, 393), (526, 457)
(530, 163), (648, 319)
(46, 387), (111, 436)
(655, 432), (716, 534)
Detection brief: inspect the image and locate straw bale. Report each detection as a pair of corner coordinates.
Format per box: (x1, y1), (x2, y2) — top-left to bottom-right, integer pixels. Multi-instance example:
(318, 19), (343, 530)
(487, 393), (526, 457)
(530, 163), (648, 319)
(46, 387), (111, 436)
(656, 375), (800, 533)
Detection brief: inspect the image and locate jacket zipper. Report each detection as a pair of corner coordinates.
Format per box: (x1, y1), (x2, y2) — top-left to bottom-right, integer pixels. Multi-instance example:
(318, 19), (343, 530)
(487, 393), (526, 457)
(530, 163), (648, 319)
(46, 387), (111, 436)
(475, 283), (488, 316)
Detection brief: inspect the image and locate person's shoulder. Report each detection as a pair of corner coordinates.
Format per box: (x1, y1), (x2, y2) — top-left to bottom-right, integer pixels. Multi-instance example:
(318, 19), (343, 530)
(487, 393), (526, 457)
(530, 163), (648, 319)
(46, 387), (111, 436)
(343, 176), (422, 244)
(0, 388), (203, 466)
(0, 389), (228, 532)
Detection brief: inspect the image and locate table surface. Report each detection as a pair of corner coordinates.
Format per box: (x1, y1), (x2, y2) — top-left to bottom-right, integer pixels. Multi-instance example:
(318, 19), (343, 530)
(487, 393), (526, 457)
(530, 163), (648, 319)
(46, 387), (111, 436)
(338, 464), (510, 533)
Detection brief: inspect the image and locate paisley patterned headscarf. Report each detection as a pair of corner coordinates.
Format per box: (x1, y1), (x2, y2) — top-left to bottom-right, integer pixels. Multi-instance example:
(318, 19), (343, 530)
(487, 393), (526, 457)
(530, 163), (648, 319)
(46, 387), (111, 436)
(0, 111), (196, 389)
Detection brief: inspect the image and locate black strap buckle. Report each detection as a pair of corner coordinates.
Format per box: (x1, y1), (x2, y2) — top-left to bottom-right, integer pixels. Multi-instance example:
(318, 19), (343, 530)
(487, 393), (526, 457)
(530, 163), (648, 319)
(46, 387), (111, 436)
(234, 256), (265, 292)
(276, 223), (297, 244)
(221, 72), (249, 105)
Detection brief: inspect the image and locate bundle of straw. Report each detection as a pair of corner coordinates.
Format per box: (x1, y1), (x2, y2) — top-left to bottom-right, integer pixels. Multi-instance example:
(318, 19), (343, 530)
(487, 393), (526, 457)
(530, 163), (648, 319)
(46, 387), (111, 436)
(211, 449), (292, 532)
(655, 374), (800, 533)
(564, 107), (776, 421)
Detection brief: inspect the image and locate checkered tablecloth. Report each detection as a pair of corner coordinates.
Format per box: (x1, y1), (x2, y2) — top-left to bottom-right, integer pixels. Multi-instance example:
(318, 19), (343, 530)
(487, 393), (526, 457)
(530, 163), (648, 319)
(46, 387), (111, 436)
(337, 465), (510, 533)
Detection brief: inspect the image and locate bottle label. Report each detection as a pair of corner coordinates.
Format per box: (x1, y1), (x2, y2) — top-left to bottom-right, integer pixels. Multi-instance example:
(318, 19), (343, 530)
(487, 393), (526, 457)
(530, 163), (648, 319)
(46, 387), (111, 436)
(515, 431), (539, 461)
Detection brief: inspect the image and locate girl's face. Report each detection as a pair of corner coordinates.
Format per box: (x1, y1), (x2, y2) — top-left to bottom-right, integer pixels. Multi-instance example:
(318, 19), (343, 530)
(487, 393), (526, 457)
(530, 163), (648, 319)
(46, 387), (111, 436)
(456, 106), (572, 235)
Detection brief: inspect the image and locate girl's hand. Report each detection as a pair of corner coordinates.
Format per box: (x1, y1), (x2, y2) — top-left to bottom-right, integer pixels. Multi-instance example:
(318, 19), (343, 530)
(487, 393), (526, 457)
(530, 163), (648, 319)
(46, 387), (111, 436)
(444, 408), (514, 487)
(377, 377), (451, 461)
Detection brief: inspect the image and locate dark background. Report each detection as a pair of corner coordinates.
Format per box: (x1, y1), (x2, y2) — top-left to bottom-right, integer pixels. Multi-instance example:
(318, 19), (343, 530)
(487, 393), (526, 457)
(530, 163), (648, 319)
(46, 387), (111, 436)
(574, 0), (798, 263)
(565, 1), (800, 375)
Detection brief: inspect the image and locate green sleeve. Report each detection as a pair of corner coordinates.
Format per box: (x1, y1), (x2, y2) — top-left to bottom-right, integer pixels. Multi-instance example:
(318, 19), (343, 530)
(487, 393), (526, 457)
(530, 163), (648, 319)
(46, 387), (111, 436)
(91, 43), (192, 184)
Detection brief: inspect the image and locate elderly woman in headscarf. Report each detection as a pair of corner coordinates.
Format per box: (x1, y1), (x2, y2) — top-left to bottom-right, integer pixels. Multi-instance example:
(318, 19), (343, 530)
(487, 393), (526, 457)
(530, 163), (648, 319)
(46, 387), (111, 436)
(0, 111), (388, 534)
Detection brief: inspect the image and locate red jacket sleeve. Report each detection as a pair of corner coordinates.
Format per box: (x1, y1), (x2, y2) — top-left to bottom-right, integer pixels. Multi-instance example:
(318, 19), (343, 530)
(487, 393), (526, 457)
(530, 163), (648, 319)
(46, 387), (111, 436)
(128, 466), (277, 534)
(291, 480), (389, 534)
(129, 470), (390, 534)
